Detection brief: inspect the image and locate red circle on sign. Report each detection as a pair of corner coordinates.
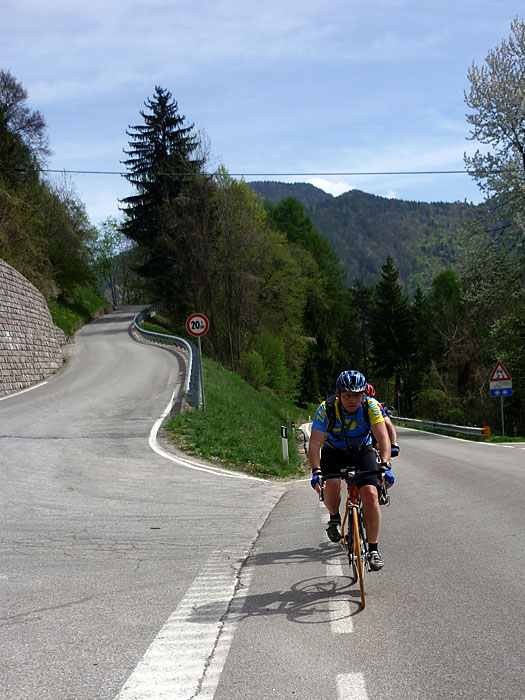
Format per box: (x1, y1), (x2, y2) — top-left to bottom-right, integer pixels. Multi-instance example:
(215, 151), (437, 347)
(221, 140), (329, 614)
(186, 313), (209, 337)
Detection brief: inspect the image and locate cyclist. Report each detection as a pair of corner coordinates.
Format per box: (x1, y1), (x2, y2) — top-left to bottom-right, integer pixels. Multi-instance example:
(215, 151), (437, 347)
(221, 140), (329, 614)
(309, 370), (394, 571)
(365, 383), (400, 457)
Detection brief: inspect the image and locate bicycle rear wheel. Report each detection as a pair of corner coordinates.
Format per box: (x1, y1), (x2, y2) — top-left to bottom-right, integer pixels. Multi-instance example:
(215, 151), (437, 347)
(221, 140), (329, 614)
(352, 507), (366, 608)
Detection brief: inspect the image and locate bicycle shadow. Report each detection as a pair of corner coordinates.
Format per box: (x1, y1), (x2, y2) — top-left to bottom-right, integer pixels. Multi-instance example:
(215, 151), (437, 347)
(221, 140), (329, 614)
(233, 574), (363, 625)
(188, 542), (364, 626)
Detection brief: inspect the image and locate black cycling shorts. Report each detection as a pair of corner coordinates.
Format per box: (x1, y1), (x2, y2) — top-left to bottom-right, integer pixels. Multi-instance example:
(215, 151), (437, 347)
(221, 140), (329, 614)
(320, 445), (378, 488)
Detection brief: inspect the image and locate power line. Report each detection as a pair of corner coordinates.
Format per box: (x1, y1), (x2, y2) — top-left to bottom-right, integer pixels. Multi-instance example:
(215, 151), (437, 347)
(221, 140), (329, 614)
(37, 167), (473, 177)
(7, 165), (518, 179)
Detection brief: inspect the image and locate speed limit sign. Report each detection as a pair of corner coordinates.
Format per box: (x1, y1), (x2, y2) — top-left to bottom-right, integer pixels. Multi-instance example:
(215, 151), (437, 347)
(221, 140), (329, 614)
(186, 313), (209, 337)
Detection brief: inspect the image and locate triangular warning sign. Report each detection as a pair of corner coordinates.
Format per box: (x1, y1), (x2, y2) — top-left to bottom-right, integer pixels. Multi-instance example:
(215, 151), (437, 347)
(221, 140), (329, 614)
(489, 361), (511, 381)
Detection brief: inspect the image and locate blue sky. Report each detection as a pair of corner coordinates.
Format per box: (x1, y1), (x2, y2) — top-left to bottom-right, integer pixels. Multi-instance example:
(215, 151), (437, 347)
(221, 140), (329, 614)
(2, 1), (523, 224)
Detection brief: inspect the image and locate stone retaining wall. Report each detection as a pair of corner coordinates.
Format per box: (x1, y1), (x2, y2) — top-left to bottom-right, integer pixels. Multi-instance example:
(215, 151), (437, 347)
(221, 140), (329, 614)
(0, 258), (66, 397)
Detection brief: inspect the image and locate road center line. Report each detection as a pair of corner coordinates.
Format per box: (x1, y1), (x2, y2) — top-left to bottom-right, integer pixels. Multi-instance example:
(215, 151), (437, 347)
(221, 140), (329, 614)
(325, 559), (354, 633)
(320, 505), (354, 633)
(337, 672), (369, 700)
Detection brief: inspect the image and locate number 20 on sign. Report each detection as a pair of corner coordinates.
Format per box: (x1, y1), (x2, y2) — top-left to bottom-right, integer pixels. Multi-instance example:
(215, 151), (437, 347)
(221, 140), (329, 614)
(186, 313), (209, 337)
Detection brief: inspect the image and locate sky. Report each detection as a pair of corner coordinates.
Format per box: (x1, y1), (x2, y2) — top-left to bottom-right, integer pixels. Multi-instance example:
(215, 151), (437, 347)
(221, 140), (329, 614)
(2, 1), (523, 225)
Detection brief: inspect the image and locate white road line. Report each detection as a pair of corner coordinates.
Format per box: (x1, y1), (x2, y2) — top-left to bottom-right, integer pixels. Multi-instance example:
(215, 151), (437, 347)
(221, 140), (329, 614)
(325, 559), (354, 633)
(148, 383), (264, 481)
(320, 505), (354, 633)
(114, 550), (248, 700)
(337, 672), (369, 700)
(0, 381), (47, 401)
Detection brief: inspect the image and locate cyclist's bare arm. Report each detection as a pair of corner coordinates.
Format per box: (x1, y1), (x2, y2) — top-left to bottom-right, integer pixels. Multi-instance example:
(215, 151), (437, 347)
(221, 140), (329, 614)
(308, 428), (325, 471)
(308, 428), (326, 494)
(384, 414), (398, 444)
(371, 420), (391, 464)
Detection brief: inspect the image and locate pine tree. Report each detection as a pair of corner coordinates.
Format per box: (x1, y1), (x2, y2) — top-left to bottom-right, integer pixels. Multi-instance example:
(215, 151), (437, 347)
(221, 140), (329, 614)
(121, 87), (204, 301)
(369, 256), (413, 405)
(351, 277), (373, 375)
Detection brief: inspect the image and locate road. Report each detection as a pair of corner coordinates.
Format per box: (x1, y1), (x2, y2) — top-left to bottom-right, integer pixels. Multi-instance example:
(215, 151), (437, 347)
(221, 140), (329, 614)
(1, 306), (524, 699)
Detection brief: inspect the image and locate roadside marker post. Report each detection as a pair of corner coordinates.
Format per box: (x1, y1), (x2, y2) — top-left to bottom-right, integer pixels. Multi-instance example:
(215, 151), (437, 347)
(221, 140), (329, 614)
(281, 425), (289, 461)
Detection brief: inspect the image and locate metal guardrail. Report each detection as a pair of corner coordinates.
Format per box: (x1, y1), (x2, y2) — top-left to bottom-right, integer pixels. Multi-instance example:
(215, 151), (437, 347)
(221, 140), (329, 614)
(300, 415), (491, 448)
(299, 422), (312, 455)
(391, 415), (490, 437)
(133, 303), (202, 409)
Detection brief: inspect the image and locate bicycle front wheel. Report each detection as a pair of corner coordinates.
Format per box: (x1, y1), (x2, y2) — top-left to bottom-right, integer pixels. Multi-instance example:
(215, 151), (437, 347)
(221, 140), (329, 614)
(352, 507), (366, 608)
(346, 508), (357, 583)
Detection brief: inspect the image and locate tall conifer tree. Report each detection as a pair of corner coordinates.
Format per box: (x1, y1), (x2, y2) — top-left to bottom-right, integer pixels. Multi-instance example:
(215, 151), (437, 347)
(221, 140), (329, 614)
(369, 256), (413, 404)
(121, 87), (204, 302)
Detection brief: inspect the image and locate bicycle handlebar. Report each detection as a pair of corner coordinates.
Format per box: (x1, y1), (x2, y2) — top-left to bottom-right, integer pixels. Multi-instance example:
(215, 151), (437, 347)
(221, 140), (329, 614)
(318, 467), (387, 502)
(321, 467), (385, 483)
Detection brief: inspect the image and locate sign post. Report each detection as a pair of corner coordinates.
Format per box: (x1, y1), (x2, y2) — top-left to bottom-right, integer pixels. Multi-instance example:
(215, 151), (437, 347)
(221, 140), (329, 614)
(489, 361), (512, 437)
(394, 389), (403, 416)
(186, 314), (210, 411)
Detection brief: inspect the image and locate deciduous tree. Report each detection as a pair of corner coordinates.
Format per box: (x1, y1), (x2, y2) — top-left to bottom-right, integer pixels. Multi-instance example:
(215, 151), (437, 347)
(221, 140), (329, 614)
(0, 69), (50, 166)
(464, 17), (525, 221)
(461, 17), (525, 434)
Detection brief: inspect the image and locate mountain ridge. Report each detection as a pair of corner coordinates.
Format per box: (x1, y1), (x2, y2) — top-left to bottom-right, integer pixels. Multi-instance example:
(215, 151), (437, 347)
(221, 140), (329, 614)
(248, 181), (474, 293)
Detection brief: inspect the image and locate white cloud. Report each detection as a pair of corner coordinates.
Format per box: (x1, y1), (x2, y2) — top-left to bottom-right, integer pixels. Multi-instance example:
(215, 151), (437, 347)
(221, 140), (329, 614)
(307, 178), (355, 196)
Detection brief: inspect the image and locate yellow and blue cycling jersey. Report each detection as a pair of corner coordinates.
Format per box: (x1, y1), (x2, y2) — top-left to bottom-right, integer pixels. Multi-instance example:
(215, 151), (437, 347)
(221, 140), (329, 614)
(312, 396), (385, 449)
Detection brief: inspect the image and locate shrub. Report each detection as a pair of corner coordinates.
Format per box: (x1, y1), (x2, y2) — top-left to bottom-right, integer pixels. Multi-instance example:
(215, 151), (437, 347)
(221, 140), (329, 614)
(413, 388), (454, 422)
(443, 407), (467, 425)
(253, 331), (288, 394)
(241, 350), (268, 389)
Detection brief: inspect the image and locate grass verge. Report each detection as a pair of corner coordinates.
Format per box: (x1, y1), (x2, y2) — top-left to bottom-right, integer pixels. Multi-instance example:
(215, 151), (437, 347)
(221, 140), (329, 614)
(164, 355), (311, 479)
(49, 285), (111, 336)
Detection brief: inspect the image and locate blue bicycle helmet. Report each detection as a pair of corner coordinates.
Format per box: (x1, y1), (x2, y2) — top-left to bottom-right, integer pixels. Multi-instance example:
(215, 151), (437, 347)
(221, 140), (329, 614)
(336, 370), (367, 393)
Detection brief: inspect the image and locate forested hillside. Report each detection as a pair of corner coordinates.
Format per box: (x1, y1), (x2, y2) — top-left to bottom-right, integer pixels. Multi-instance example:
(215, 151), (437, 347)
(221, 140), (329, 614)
(249, 181), (474, 292)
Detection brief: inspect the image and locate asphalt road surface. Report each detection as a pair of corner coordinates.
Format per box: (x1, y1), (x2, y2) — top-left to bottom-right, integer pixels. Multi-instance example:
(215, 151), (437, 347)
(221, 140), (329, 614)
(1, 306), (524, 699)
